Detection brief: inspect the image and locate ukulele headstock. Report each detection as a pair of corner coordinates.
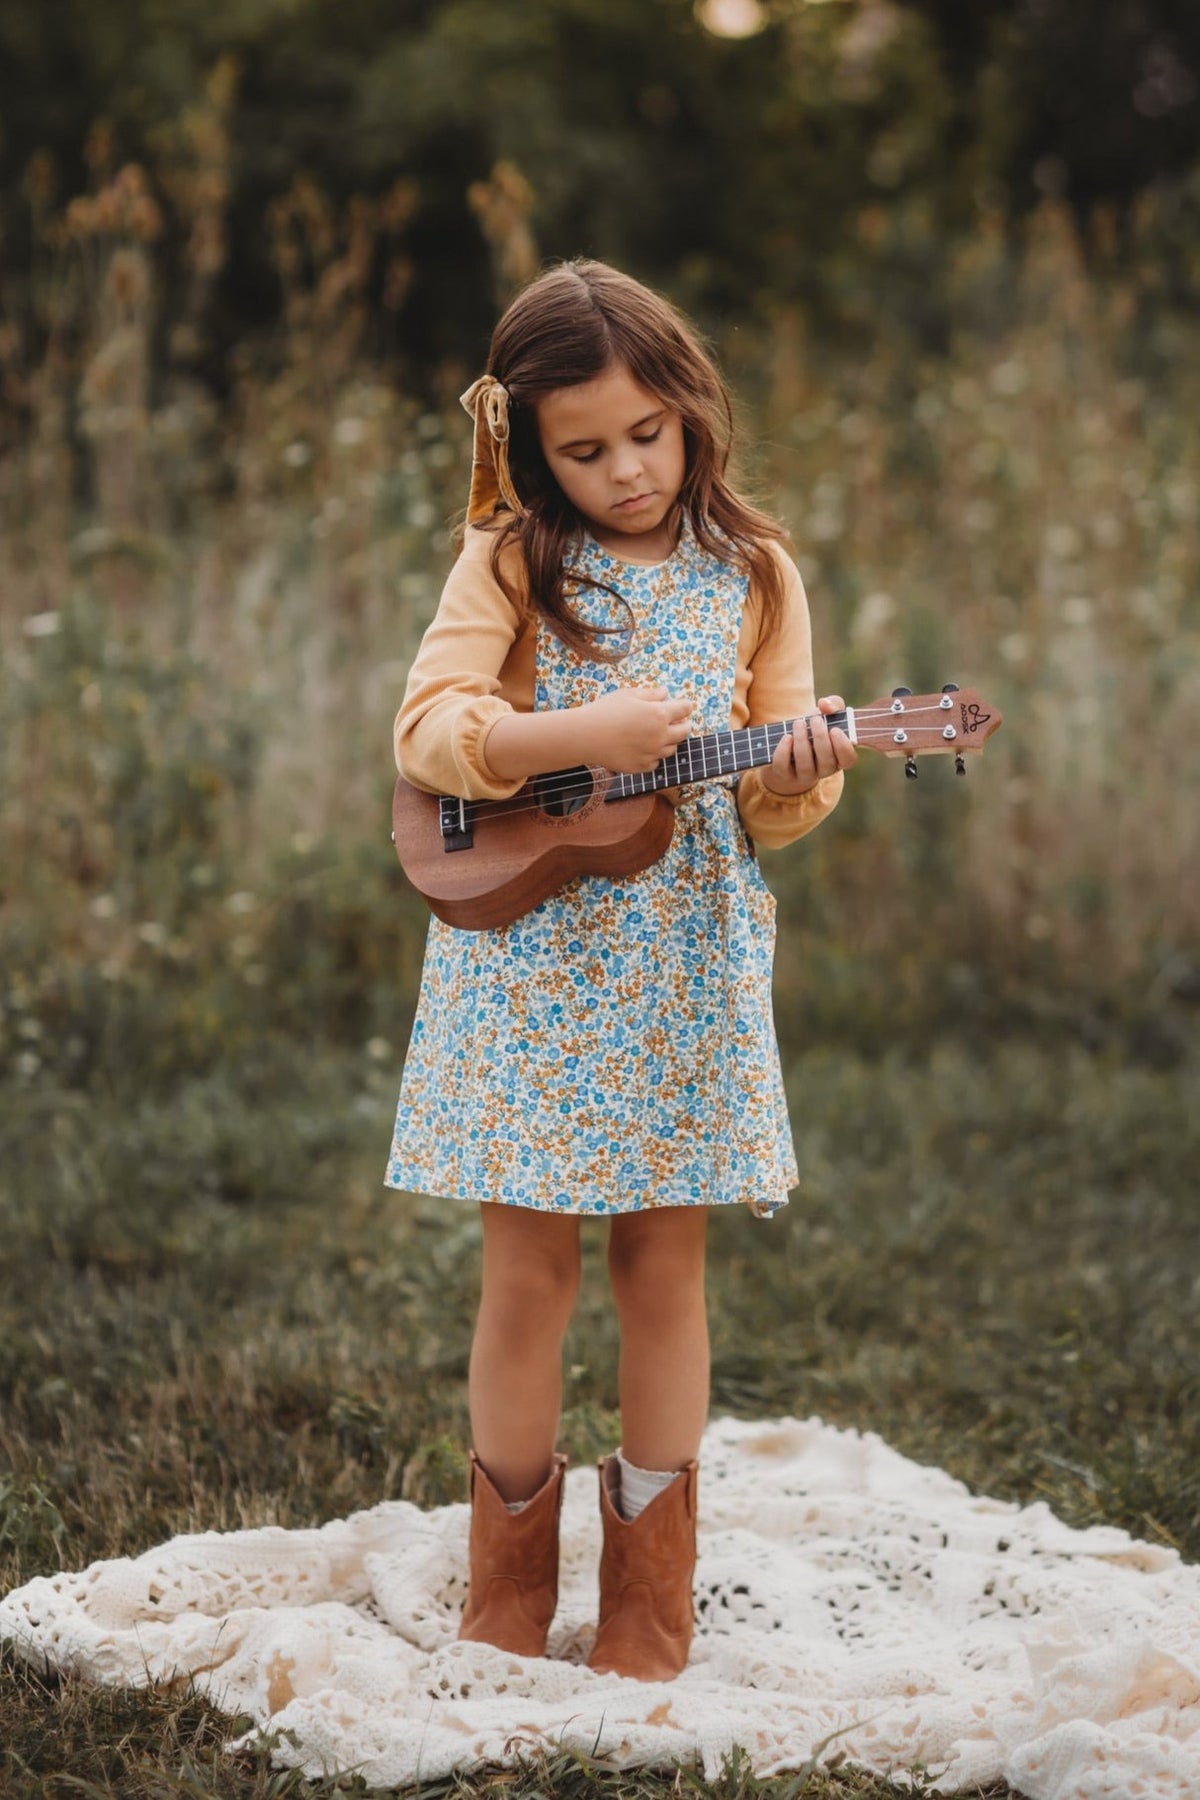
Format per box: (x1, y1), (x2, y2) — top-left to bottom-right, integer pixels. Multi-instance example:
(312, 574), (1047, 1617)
(847, 683), (1002, 776)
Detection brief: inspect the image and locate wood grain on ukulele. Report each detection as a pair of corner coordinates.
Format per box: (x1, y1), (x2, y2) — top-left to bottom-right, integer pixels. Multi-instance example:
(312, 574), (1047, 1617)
(392, 685), (1002, 931)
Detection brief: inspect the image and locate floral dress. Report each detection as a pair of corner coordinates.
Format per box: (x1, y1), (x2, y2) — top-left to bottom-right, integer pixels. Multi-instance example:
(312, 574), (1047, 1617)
(385, 523), (798, 1217)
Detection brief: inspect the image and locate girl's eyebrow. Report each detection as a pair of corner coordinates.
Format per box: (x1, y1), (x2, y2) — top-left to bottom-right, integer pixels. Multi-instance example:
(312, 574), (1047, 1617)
(554, 408), (666, 452)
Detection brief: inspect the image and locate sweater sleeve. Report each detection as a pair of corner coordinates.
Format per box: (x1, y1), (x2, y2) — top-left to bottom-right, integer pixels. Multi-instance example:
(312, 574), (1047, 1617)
(393, 527), (531, 801)
(735, 541), (844, 850)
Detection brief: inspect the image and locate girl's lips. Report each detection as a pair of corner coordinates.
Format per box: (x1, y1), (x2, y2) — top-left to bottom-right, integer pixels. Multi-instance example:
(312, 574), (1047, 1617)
(615, 492), (655, 511)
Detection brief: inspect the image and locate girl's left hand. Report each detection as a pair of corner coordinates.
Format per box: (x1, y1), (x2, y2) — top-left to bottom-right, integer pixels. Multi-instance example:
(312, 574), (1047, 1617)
(762, 694), (858, 796)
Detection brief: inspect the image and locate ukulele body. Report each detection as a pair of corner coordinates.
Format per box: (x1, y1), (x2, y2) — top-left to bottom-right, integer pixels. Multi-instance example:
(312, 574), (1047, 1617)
(391, 687), (1003, 931)
(392, 770), (676, 931)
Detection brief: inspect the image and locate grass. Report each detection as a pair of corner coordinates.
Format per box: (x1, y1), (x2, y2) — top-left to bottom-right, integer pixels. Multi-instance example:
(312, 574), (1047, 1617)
(1, 1023), (1195, 1797)
(1, 187), (1198, 1795)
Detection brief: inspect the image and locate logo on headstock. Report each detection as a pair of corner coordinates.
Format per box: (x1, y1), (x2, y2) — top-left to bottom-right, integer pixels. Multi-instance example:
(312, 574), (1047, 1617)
(960, 702), (992, 734)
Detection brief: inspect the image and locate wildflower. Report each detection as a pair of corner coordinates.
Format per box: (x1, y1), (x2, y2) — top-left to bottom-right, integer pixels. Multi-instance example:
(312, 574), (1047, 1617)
(22, 611), (60, 637)
(852, 592), (895, 647)
(990, 360), (1028, 396)
(1045, 523), (1082, 559)
(964, 500), (997, 534)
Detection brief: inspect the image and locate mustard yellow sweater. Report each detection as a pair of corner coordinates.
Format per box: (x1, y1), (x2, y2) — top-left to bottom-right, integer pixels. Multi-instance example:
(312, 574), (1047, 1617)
(394, 524), (842, 851)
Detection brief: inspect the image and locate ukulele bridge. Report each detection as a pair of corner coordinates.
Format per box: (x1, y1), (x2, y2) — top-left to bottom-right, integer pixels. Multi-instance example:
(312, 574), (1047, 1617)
(438, 796), (476, 852)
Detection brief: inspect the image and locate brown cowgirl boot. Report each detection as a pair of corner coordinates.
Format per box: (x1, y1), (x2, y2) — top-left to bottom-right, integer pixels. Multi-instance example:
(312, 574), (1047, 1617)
(458, 1451), (568, 1656)
(587, 1454), (698, 1680)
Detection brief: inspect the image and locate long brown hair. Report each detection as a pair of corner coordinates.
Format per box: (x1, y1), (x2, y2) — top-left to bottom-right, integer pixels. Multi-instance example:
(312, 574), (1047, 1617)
(468, 260), (786, 657)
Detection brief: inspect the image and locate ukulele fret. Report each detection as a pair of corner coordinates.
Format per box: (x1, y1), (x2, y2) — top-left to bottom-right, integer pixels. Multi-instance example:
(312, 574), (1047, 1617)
(394, 685), (1002, 930)
(607, 720), (793, 803)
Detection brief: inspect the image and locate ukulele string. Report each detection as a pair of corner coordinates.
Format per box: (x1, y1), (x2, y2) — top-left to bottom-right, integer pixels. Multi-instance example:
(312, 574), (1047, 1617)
(476, 702), (958, 809)
(429, 708), (958, 829)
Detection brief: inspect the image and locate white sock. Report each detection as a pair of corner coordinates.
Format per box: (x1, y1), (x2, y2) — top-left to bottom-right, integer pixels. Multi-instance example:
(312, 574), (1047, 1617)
(615, 1448), (677, 1521)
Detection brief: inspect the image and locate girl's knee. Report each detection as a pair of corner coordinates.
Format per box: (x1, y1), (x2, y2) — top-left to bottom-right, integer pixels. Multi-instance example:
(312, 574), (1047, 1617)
(607, 1207), (707, 1308)
(479, 1207), (581, 1331)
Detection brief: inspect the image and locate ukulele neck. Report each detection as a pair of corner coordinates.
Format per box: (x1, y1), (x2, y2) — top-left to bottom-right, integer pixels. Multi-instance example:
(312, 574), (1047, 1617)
(605, 713), (850, 801)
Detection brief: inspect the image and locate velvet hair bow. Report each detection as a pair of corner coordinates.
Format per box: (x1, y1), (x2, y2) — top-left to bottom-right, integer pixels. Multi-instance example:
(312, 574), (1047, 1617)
(460, 374), (524, 522)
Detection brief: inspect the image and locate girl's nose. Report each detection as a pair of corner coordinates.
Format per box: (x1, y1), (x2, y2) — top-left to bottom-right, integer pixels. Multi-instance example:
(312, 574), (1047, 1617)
(611, 445), (644, 485)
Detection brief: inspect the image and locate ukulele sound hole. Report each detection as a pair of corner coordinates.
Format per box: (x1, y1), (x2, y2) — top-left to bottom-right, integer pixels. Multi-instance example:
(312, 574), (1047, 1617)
(534, 766), (595, 818)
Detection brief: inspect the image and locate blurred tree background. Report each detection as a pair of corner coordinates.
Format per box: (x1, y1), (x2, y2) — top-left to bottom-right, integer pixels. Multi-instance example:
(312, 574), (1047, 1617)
(1, 0), (1197, 1110)
(2, 10), (1200, 1791)
(4, 0), (1200, 378)
(2, 0), (1199, 1081)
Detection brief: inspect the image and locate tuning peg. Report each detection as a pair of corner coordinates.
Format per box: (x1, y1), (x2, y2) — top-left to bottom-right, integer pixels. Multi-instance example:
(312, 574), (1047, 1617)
(905, 756), (918, 780)
(955, 753), (966, 776)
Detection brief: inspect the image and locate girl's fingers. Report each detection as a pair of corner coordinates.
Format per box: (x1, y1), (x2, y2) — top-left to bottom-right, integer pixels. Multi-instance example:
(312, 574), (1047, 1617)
(814, 719), (857, 776)
(829, 728), (857, 769)
(766, 708), (858, 793)
(810, 702), (857, 772)
(662, 695), (692, 740)
(816, 697), (857, 769)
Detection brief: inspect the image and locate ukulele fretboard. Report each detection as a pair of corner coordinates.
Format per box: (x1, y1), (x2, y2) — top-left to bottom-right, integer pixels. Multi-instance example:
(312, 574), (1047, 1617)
(605, 713), (850, 801)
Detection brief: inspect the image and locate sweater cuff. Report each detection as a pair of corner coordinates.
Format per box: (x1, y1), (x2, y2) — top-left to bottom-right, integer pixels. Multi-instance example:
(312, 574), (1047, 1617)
(470, 705), (527, 799)
(736, 767), (844, 850)
(394, 695), (527, 802)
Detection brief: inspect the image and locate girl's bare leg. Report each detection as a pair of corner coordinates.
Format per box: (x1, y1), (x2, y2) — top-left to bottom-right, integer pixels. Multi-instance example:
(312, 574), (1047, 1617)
(607, 1205), (710, 1469)
(468, 1203), (582, 1502)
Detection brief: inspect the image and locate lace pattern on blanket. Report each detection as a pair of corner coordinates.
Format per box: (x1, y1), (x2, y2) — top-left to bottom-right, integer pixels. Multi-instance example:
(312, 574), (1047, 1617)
(2, 1416), (1197, 1799)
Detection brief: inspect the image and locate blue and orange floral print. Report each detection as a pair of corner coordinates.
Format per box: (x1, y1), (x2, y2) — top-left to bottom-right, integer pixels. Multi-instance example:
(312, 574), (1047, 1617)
(386, 521), (797, 1217)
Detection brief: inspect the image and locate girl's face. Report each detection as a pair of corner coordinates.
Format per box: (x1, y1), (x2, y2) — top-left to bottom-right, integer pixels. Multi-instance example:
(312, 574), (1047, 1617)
(535, 363), (686, 562)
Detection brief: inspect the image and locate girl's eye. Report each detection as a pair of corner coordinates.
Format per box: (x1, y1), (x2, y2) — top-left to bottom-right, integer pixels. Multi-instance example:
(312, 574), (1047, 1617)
(570, 427), (661, 465)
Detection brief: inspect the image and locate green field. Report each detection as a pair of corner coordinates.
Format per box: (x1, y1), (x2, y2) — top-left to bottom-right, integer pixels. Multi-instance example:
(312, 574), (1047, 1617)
(2, 1028), (1196, 1797)
(2, 205), (1199, 1797)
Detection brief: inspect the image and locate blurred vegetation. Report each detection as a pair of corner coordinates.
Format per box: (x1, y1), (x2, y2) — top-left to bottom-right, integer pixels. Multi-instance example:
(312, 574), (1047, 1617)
(2, 0), (1200, 383)
(2, 174), (1197, 1065)
(1, 3), (1199, 1795)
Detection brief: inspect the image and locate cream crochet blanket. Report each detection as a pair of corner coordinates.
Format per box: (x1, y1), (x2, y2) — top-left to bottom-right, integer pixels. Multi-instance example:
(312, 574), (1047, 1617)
(3, 1416), (1198, 1798)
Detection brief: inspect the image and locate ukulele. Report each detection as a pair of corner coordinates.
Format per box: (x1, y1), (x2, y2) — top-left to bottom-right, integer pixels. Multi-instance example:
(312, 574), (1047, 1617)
(392, 684), (1002, 931)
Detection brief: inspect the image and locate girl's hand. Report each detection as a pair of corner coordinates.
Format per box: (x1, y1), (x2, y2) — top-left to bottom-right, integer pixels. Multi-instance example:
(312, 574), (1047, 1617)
(580, 685), (692, 773)
(762, 694), (857, 796)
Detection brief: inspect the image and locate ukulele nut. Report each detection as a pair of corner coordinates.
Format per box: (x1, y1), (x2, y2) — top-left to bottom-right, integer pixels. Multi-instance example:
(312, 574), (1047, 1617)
(893, 729), (909, 745)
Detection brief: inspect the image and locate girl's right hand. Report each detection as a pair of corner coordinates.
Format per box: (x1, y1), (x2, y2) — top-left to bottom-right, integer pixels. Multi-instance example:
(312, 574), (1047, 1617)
(580, 686), (692, 773)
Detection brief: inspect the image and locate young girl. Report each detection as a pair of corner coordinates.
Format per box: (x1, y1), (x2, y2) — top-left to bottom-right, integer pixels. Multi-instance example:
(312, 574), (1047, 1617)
(385, 260), (855, 1682)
